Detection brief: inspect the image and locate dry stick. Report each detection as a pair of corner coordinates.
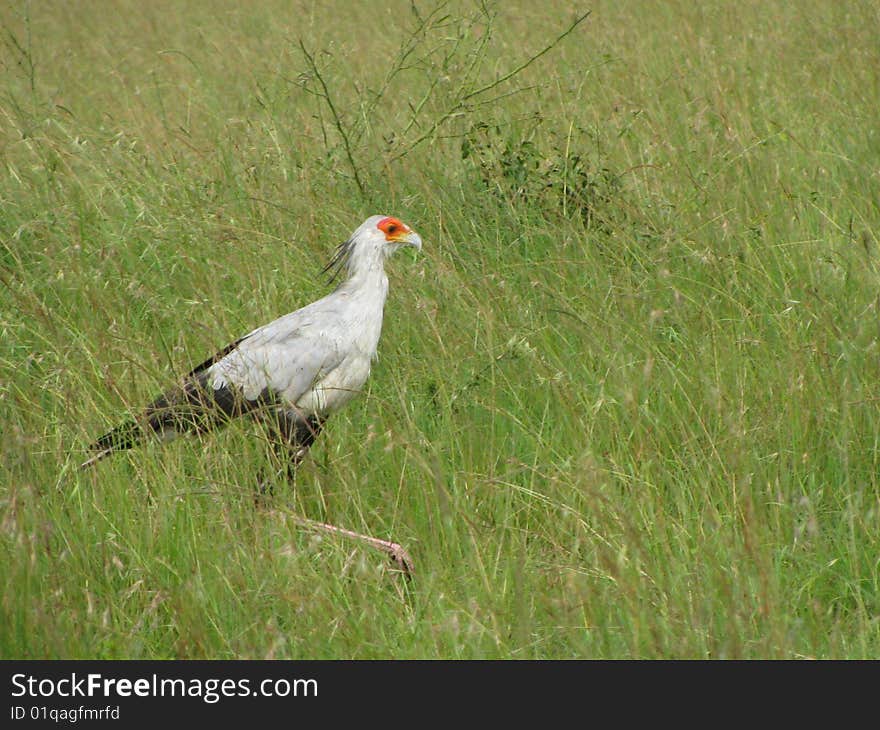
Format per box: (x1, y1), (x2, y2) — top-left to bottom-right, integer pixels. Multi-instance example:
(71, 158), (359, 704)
(354, 1), (451, 144)
(388, 9), (492, 160)
(298, 40), (366, 196)
(388, 9), (593, 165)
(282, 510), (414, 578)
(394, 11), (484, 144)
(462, 10), (592, 102)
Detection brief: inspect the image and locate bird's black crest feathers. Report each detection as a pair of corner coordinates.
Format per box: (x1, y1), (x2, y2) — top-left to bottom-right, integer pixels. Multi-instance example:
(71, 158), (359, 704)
(321, 238), (354, 286)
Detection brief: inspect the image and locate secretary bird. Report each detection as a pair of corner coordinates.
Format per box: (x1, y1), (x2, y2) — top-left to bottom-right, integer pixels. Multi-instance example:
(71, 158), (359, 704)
(81, 215), (422, 575)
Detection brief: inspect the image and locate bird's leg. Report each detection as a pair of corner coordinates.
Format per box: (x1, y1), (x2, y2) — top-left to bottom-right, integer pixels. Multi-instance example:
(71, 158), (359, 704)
(286, 513), (414, 578)
(255, 409), (323, 494)
(275, 411), (324, 481)
(260, 410), (413, 577)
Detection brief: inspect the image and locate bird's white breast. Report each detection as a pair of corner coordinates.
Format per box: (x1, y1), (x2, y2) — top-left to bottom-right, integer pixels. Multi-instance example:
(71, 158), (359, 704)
(295, 286), (386, 416)
(294, 350), (373, 415)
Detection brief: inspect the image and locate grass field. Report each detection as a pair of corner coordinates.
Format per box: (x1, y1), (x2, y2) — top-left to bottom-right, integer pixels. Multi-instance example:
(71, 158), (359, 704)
(1, 0), (879, 659)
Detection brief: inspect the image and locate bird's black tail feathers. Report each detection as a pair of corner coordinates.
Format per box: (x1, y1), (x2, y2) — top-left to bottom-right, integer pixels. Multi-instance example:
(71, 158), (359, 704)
(81, 369), (272, 469)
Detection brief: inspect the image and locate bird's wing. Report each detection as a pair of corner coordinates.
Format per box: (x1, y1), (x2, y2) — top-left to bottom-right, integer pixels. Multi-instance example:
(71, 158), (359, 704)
(183, 336), (247, 380)
(206, 306), (347, 406)
(82, 297), (349, 468)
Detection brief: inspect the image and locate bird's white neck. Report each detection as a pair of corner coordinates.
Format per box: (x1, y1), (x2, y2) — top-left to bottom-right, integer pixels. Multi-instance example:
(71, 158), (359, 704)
(335, 252), (389, 358)
(338, 243), (390, 298)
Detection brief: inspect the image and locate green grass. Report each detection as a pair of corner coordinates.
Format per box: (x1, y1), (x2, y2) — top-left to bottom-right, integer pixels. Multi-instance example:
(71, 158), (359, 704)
(1, 0), (879, 658)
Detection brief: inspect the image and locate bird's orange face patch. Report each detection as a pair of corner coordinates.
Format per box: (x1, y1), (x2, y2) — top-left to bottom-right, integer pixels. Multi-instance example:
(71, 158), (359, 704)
(377, 217), (410, 241)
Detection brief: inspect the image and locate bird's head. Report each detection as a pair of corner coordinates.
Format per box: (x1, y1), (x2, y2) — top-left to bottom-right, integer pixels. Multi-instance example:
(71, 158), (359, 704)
(363, 214), (423, 253)
(324, 215), (422, 282)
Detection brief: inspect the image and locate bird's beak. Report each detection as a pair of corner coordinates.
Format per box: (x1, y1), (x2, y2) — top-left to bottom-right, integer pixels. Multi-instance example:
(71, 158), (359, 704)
(393, 230), (422, 251)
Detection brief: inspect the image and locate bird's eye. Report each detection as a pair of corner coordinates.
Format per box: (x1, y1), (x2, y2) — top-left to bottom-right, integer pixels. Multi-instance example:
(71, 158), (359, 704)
(377, 216), (406, 239)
